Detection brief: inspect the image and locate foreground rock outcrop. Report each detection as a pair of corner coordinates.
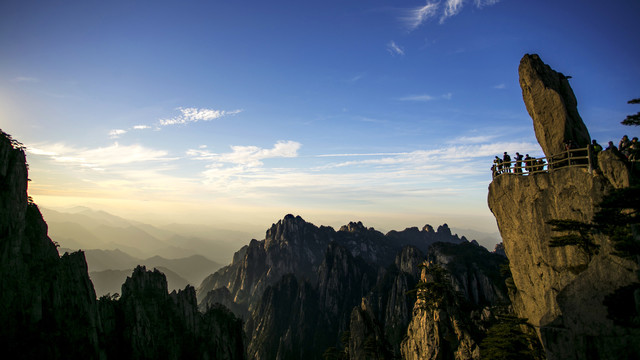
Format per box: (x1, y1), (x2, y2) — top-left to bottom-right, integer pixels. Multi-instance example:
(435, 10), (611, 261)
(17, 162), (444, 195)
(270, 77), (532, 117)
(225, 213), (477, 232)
(99, 266), (245, 360)
(489, 54), (640, 359)
(0, 130), (246, 359)
(0, 131), (102, 359)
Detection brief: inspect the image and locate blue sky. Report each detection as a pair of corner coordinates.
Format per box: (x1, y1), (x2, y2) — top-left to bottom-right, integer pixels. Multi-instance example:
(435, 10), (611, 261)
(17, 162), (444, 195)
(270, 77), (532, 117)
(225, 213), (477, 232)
(1, 0), (639, 241)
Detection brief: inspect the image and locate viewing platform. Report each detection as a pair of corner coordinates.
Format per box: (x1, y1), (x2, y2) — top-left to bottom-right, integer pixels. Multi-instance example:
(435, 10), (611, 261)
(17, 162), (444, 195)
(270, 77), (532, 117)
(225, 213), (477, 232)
(492, 147), (594, 179)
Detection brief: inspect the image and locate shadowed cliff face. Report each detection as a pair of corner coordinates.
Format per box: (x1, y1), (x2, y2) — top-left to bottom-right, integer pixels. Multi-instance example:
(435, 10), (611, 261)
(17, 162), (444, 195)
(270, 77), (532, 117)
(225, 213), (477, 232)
(489, 55), (640, 360)
(0, 131), (102, 359)
(99, 266), (246, 360)
(0, 130), (246, 359)
(197, 215), (465, 314)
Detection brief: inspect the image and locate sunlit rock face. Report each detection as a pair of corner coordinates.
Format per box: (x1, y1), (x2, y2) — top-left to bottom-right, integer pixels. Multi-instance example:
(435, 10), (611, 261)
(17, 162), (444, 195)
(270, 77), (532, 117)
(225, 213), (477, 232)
(400, 242), (509, 360)
(519, 53), (590, 158)
(489, 55), (640, 359)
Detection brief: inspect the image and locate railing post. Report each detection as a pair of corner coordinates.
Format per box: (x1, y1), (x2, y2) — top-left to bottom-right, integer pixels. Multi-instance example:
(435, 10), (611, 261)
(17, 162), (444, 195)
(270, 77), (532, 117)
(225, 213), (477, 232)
(587, 145), (593, 172)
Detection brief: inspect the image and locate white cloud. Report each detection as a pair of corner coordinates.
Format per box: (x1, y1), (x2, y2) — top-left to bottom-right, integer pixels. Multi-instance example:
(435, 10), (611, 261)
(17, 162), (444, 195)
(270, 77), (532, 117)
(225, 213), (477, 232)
(133, 125), (151, 130)
(402, 1), (439, 31)
(109, 129), (127, 138)
(493, 83), (506, 89)
(398, 93), (452, 101)
(387, 41), (405, 56)
(159, 107), (243, 126)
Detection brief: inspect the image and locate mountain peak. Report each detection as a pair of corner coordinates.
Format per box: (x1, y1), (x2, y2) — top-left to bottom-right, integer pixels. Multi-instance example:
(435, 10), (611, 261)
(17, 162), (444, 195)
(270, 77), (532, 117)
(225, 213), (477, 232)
(339, 221), (368, 233)
(436, 223), (451, 236)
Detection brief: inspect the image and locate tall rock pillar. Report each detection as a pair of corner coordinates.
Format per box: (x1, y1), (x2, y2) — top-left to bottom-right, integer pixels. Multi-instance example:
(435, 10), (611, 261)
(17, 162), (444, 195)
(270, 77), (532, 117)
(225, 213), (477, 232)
(519, 54), (591, 158)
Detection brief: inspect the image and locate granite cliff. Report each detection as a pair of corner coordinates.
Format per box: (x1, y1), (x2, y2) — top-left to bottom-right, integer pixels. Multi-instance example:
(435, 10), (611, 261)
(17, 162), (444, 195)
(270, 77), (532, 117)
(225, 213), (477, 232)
(197, 214), (507, 359)
(488, 54), (640, 359)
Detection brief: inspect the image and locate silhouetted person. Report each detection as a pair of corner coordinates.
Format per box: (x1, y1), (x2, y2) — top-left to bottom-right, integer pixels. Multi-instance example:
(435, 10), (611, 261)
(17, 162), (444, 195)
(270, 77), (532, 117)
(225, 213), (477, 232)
(514, 152), (523, 174)
(524, 154), (532, 173)
(606, 141), (617, 151)
(494, 156), (503, 174)
(537, 158), (546, 172)
(619, 135), (631, 158)
(590, 140), (603, 169)
(503, 152), (511, 173)
(630, 137), (639, 161)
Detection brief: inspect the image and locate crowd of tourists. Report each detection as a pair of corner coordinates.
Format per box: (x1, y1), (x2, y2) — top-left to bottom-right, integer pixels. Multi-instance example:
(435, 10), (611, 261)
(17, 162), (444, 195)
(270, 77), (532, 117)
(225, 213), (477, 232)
(492, 152), (546, 177)
(606, 135), (639, 160)
(491, 135), (639, 178)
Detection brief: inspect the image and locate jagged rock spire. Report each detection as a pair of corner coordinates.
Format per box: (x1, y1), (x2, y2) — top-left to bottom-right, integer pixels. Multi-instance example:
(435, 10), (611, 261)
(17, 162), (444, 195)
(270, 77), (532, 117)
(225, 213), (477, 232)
(519, 54), (591, 158)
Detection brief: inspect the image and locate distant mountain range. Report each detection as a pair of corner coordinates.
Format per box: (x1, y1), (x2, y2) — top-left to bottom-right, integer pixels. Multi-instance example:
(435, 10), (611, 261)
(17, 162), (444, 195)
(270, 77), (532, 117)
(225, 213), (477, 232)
(58, 247), (223, 297)
(42, 206), (252, 263)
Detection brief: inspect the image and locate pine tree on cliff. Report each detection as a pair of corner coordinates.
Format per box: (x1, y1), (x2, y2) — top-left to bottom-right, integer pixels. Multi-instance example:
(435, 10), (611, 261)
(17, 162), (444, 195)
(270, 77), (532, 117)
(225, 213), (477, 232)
(547, 219), (600, 259)
(621, 98), (640, 126)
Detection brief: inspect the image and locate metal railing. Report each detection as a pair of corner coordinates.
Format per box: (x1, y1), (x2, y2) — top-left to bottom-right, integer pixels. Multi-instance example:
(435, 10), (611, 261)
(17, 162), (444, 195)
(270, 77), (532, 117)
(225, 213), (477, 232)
(492, 147), (593, 178)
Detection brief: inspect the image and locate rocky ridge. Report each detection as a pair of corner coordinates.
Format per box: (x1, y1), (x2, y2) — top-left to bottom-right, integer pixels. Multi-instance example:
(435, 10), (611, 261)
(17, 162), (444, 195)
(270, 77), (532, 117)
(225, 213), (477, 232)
(197, 215), (465, 315)
(198, 209), (510, 360)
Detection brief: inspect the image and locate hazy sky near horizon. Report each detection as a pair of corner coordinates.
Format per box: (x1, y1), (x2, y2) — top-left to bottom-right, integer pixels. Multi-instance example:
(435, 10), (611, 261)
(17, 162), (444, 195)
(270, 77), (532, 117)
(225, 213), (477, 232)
(1, 0), (639, 236)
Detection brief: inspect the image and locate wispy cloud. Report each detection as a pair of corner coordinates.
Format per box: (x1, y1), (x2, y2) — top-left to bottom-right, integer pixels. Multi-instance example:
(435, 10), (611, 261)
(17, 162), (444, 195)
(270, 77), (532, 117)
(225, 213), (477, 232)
(401, 1), (439, 31)
(133, 125), (151, 130)
(28, 142), (174, 169)
(441, 0), (464, 23)
(13, 76), (39, 83)
(326, 141), (539, 170)
(159, 107), (243, 126)
(188, 140), (301, 167)
(448, 135), (498, 144)
(493, 83), (506, 89)
(387, 41), (405, 56)
(475, 0), (500, 8)
(398, 93), (452, 101)
(346, 73), (365, 83)
(401, 0), (500, 29)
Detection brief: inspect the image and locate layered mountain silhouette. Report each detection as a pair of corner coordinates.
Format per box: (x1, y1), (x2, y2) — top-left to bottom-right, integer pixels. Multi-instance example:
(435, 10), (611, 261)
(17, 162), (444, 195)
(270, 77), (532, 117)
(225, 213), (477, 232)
(42, 206), (250, 263)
